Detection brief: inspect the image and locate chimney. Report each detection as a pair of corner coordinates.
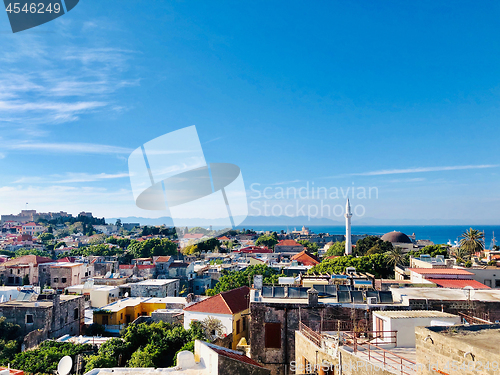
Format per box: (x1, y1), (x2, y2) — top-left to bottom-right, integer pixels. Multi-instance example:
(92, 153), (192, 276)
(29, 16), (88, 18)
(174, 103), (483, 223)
(307, 287), (318, 307)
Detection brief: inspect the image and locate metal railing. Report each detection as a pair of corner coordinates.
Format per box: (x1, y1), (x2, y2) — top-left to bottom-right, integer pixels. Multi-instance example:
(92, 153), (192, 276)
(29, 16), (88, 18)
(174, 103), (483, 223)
(457, 312), (493, 325)
(299, 322), (322, 347)
(342, 331), (416, 375)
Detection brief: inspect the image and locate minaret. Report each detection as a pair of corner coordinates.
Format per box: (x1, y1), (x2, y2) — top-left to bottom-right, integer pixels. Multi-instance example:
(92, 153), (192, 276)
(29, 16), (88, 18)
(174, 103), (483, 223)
(345, 199), (352, 255)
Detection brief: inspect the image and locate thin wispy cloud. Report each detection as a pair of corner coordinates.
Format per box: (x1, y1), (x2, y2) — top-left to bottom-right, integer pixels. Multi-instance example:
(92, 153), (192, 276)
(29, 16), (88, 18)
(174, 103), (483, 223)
(0, 40), (138, 128)
(14, 172), (129, 184)
(351, 164), (499, 176)
(8, 142), (132, 154)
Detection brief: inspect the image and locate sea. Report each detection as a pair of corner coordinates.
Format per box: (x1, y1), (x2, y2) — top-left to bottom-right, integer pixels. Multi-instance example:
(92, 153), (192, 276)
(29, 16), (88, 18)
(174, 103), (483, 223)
(243, 225), (500, 247)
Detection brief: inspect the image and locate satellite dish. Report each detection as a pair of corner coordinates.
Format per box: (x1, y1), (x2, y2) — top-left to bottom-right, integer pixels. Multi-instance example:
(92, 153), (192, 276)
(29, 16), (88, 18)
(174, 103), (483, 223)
(57, 355), (73, 375)
(463, 286), (475, 300)
(124, 292), (129, 298)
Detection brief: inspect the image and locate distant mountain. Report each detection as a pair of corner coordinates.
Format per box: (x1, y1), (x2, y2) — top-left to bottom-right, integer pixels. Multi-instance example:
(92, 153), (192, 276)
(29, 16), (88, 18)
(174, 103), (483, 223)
(105, 215), (495, 227)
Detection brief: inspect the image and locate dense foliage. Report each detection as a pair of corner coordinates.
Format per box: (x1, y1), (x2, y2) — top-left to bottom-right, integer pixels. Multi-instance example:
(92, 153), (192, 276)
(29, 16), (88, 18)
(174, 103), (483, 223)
(308, 254), (393, 278)
(10, 341), (92, 374)
(297, 240), (319, 252)
(206, 264), (280, 296)
(0, 317), (21, 366)
(85, 322), (206, 372)
(354, 236), (393, 256)
(325, 241), (346, 256)
(69, 244), (124, 257)
(127, 238), (178, 258)
(255, 233), (278, 249)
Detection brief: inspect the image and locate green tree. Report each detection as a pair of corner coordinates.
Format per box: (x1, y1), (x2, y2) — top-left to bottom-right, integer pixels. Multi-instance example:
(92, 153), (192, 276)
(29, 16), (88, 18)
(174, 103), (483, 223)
(38, 233), (55, 242)
(206, 264), (279, 295)
(385, 247), (406, 267)
(297, 240), (319, 252)
(326, 241), (345, 257)
(355, 236), (393, 256)
(116, 219), (122, 228)
(10, 341), (91, 374)
(308, 254), (393, 278)
(460, 228), (485, 256)
(255, 233), (278, 249)
(128, 239), (178, 259)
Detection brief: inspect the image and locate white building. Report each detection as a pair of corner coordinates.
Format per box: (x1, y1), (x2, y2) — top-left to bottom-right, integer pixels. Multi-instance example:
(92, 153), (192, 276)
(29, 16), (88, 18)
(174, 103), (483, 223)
(372, 310), (461, 347)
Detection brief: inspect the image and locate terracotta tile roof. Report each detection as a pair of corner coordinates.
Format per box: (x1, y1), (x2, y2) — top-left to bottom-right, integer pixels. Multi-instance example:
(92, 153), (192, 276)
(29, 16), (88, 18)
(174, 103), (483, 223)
(291, 250), (320, 266)
(154, 256), (172, 263)
(276, 239), (303, 247)
(137, 265), (155, 269)
(218, 236), (230, 241)
(2, 255), (52, 267)
(119, 265), (134, 269)
(235, 246), (272, 254)
(184, 286), (250, 315)
(408, 268), (473, 275)
(205, 342), (263, 368)
(429, 279), (491, 289)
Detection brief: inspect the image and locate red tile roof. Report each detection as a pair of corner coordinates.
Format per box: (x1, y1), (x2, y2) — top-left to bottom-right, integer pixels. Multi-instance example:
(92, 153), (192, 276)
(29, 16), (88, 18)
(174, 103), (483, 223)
(154, 256), (172, 263)
(291, 250), (320, 266)
(429, 279), (491, 289)
(276, 239), (303, 247)
(218, 236), (230, 241)
(184, 286), (250, 315)
(235, 246), (272, 254)
(205, 342), (263, 368)
(408, 268), (473, 275)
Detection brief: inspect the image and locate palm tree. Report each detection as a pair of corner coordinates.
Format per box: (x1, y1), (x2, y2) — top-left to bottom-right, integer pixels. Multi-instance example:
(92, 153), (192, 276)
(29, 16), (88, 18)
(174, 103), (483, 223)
(459, 228), (485, 256)
(451, 247), (471, 264)
(385, 247), (406, 267)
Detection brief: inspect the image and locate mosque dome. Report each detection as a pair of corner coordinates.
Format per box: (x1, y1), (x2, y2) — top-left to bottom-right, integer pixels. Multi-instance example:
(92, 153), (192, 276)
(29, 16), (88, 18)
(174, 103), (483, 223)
(381, 231), (412, 244)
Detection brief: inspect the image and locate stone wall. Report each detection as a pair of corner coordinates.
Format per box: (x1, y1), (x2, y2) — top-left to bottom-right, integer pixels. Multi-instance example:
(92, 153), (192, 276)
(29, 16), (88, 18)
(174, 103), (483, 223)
(218, 355), (271, 375)
(249, 303), (368, 375)
(415, 324), (500, 375)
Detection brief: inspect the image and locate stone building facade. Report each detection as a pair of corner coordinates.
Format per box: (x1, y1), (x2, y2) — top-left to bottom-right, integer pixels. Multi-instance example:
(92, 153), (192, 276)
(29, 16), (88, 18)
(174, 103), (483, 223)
(0, 294), (84, 349)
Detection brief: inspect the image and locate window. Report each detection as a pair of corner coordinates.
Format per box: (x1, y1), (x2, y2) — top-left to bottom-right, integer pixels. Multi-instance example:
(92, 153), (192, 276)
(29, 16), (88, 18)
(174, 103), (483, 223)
(102, 315), (109, 325)
(54, 278), (59, 283)
(26, 314), (34, 324)
(376, 317), (384, 333)
(496, 279), (500, 288)
(74, 308), (79, 320)
(236, 319), (241, 335)
(196, 286), (200, 290)
(485, 279), (492, 287)
(120, 313), (123, 320)
(17, 269), (20, 274)
(61, 278), (67, 283)
(9, 269), (13, 274)
(242, 317), (247, 332)
(264, 323), (281, 348)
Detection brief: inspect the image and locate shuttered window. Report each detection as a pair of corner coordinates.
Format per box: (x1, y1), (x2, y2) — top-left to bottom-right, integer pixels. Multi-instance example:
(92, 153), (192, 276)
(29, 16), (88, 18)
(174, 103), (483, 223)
(265, 323), (281, 348)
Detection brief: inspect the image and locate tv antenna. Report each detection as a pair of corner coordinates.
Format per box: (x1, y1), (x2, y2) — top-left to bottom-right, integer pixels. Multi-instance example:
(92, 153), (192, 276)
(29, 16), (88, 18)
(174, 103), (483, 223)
(57, 356), (73, 375)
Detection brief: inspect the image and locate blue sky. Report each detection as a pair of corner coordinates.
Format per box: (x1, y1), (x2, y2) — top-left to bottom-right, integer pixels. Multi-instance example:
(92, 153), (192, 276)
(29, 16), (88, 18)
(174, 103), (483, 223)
(0, 1), (499, 224)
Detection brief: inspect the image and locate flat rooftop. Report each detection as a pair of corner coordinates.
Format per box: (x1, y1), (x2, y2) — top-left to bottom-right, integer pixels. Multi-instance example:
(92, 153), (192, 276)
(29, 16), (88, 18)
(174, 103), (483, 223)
(132, 279), (178, 286)
(391, 287), (500, 302)
(374, 310), (458, 319)
(99, 297), (187, 312)
(0, 295), (81, 308)
(428, 324), (500, 354)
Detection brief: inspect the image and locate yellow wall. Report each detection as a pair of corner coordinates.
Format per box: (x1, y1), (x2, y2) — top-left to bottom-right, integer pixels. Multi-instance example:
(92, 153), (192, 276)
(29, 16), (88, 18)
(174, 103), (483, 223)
(231, 308), (249, 350)
(93, 300), (168, 325)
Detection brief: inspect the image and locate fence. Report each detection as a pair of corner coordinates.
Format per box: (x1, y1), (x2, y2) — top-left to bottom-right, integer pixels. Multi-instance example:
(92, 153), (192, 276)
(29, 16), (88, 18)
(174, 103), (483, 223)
(342, 331), (416, 375)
